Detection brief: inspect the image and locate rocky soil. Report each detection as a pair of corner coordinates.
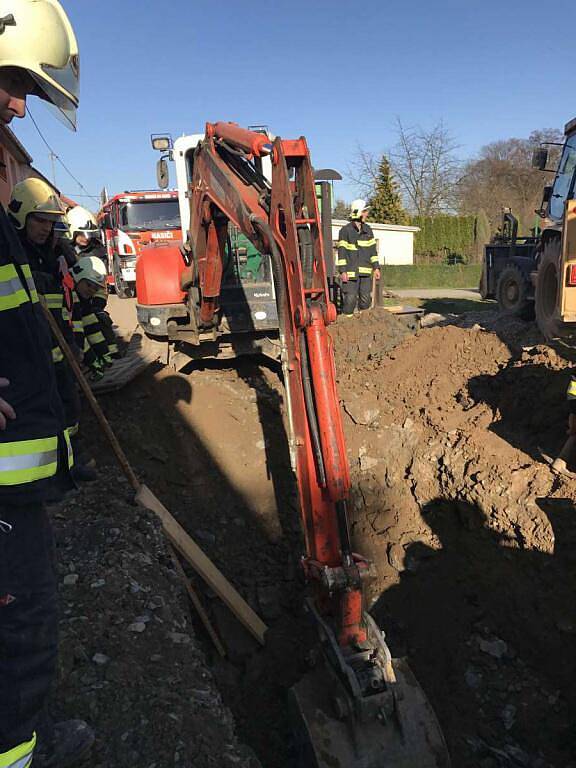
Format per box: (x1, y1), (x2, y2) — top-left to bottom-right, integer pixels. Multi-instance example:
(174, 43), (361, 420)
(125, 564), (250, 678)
(52, 464), (261, 768)
(52, 304), (576, 768)
(334, 309), (576, 767)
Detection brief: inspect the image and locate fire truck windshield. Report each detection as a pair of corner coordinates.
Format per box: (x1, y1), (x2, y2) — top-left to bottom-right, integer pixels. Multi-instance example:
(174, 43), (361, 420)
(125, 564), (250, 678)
(118, 200), (180, 231)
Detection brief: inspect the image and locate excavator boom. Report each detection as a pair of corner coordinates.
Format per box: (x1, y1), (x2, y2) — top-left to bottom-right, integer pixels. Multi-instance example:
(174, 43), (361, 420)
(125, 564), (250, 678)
(186, 121), (450, 767)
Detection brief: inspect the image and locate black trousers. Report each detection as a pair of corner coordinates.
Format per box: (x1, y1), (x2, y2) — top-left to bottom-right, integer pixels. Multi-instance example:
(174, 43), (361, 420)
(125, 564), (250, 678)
(54, 362), (80, 433)
(0, 503), (58, 753)
(341, 277), (373, 315)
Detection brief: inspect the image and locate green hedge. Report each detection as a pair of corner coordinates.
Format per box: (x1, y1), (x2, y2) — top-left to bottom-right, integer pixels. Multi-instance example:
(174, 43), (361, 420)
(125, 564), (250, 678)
(410, 215), (477, 261)
(381, 264), (482, 289)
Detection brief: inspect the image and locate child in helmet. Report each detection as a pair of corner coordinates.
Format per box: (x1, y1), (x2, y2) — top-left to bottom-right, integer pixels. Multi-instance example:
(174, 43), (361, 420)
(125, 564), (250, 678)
(70, 254), (120, 367)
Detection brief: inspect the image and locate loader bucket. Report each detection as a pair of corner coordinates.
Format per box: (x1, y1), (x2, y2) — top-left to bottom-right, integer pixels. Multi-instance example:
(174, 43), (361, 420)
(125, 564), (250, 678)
(289, 656), (450, 768)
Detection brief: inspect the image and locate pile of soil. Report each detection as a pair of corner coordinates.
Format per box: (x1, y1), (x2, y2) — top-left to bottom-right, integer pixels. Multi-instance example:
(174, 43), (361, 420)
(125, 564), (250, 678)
(328, 306), (415, 366)
(54, 303), (576, 768)
(332, 308), (576, 767)
(52, 464), (261, 768)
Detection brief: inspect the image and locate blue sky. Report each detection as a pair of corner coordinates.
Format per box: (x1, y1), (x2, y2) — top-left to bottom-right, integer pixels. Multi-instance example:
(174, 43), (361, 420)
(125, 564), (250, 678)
(14, 0), (575, 207)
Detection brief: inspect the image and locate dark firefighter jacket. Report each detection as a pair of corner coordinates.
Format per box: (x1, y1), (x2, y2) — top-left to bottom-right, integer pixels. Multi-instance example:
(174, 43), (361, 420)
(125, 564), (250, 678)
(75, 237), (108, 269)
(0, 208), (72, 503)
(18, 232), (77, 367)
(336, 221), (379, 279)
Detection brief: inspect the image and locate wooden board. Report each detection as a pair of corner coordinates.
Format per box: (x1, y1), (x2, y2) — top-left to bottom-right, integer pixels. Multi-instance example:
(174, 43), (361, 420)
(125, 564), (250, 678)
(136, 484), (268, 645)
(383, 304), (425, 316)
(91, 331), (163, 394)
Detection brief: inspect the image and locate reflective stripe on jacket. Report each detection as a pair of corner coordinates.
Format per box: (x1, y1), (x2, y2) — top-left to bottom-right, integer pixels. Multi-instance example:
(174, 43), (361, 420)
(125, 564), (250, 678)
(0, 733), (36, 768)
(337, 221), (379, 279)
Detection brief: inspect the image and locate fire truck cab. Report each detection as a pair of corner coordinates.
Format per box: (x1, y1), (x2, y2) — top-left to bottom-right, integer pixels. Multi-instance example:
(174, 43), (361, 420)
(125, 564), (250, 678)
(98, 190), (182, 298)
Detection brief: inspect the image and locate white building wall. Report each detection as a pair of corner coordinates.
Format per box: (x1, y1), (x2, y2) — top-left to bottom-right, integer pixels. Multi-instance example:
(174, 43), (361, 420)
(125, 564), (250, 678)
(332, 219), (419, 266)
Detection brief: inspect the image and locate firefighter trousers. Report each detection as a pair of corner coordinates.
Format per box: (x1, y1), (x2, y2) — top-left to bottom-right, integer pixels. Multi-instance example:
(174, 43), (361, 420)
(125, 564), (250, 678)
(0, 503), (58, 753)
(341, 277), (372, 315)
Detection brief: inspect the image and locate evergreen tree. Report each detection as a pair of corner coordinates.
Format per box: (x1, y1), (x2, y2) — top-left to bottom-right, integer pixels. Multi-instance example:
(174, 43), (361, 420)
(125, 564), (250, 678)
(368, 155), (408, 225)
(332, 198), (350, 220)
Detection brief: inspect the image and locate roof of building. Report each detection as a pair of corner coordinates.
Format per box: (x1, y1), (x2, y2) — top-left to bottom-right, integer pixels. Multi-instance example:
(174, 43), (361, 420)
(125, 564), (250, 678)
(332, 218), (420, 233)
(0, 125), (33, 165)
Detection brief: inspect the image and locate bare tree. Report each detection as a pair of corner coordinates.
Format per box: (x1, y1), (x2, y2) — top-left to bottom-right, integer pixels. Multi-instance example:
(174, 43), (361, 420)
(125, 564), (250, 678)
(347, 143), (380, 199)
(457, 128), (563, 234)
(390, 119), (460, 216)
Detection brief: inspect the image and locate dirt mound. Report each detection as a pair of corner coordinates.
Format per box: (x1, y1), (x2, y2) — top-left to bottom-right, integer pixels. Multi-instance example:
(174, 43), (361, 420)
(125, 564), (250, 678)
(53, 461), (261, 768)
(329, 307), (415, 366)
(334, 314), (576, 767)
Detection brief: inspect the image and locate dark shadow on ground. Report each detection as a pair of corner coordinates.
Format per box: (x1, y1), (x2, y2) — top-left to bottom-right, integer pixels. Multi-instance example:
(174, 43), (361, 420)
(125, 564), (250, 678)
(467, 362), (571, 463)
(86, 361), (313, 768)
(418, 297), (496, 315)
(371, 498), (576, 767)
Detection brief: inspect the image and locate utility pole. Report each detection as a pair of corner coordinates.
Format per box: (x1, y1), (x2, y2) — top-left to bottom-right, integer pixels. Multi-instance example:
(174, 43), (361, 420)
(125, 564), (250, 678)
(49, 151), (57, 186)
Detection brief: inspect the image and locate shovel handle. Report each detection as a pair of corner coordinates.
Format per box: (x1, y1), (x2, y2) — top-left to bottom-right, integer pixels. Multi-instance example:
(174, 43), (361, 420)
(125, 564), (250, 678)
(39, 298), (141, 492)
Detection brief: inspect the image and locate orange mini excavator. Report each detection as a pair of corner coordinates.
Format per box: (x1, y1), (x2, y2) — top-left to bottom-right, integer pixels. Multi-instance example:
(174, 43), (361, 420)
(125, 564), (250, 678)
(141, 122), (450, 767)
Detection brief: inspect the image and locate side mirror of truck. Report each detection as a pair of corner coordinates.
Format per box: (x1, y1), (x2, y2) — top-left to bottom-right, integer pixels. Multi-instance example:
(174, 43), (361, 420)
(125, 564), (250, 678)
(157, 158), (169, 189)
(532, 147), (549, 170)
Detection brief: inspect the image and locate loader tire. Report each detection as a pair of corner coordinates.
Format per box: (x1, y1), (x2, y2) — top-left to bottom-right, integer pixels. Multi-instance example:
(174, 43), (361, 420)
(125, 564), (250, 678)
(535, 237), (569, 340)
(479, 264), (489, 300)
(496, 264), (534, 320)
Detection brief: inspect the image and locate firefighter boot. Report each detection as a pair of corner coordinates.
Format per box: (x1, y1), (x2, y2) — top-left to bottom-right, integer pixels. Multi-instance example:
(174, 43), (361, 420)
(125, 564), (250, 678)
(35, 720), (95, 767)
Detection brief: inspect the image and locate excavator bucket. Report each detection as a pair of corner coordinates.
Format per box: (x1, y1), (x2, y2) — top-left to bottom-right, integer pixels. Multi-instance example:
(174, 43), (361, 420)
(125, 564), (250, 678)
(289, 656), (450, 768)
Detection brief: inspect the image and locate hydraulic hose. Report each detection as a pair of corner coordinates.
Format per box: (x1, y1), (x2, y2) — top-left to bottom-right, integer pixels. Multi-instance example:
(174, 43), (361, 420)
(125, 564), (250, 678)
(249, 215), (326, 488)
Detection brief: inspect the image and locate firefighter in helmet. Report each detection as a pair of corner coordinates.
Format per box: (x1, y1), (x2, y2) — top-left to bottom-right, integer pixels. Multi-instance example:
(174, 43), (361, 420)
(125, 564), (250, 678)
(336, 199), (381, 316)
(67, 205), (107, 269)
(0, 3), (95, 767)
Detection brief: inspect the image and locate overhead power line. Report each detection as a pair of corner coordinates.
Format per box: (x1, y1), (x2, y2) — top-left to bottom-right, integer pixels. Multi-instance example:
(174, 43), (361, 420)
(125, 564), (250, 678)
(26, 107), (101, 206)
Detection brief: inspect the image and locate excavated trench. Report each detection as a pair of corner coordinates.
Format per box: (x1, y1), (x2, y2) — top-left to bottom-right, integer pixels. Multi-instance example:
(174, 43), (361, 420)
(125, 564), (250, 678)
(64, 306), (576, 767)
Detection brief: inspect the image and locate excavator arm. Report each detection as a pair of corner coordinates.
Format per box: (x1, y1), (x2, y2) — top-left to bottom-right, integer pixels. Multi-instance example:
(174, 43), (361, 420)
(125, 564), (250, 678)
(186, 122), (449, 767)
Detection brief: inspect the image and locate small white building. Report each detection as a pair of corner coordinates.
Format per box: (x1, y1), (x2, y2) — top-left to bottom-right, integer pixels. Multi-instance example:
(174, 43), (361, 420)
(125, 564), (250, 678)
(332, 219), (420, 265)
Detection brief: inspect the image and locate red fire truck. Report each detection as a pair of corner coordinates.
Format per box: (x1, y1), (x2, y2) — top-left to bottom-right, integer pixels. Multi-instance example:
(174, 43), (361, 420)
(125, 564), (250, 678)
(98, 190), (182, 298)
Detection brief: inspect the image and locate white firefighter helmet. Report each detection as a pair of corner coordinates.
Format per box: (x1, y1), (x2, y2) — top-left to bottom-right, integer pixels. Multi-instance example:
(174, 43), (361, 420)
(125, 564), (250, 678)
(71, 255), (107, 287)
(0, 0), (79, 129)
(67, 205), (98, 239)
(8, 177), (65, 229)
(350, 199), (369, 220)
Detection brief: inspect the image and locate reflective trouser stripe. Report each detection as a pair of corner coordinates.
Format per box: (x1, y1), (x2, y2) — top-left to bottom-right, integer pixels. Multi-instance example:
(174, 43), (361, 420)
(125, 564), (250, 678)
(64, 429), (74, 469)
(0, 733), (35, 768)
(358, 267), (372, 275)
(87, 331), (105, 345)
(567, 377), (576, 399)
(0, 437), (59, 485)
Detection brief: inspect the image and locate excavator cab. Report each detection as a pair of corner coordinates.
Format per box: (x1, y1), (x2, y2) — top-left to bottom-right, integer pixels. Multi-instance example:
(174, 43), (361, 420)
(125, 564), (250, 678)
(533, 118), (576, 338)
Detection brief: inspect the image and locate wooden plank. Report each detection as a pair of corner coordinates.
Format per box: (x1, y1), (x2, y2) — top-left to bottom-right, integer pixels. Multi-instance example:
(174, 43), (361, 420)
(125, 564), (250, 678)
(168, 547), (226, 657)
(136, 484), (268, 645)
(91, 332), (162, 394)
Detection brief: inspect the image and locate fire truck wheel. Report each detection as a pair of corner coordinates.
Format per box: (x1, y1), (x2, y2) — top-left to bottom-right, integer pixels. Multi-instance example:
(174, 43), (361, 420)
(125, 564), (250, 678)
(113, 260), (134, 299)
(535, 237), (570, 340)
